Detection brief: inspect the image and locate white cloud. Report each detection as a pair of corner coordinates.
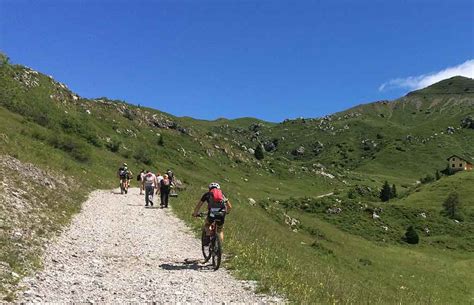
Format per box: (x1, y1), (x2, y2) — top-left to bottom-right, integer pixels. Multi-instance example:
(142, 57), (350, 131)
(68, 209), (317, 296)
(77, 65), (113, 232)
(379, 59), (474, 91)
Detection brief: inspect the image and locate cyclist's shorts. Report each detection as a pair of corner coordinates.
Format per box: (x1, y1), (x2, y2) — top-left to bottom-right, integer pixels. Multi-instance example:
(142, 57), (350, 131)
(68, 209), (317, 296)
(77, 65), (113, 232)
(206, 209), (226, 232)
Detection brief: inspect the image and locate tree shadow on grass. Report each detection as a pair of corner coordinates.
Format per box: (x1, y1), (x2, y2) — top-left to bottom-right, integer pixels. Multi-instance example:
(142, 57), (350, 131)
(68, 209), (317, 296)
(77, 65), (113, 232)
(159, 259), (214, 272)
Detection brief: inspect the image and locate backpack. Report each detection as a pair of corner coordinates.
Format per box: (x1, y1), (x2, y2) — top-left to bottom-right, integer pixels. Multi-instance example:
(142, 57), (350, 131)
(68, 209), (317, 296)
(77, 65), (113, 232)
(208, 188), (226, 209)
(136, 174), (141, 181)
(119, 169), (127, 178)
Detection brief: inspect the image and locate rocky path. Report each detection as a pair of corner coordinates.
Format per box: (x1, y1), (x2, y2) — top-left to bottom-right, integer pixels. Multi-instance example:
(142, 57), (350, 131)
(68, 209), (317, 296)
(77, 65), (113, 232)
(19, 188), (283, 303)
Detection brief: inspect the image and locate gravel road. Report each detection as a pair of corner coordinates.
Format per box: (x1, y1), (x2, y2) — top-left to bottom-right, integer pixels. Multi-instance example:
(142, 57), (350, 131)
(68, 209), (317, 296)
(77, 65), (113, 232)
(18, 188), (283, 303)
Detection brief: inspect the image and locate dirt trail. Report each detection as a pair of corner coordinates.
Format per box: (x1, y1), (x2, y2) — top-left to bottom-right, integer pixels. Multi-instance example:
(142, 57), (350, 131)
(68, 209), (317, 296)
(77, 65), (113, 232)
(18, 188), (283, 303)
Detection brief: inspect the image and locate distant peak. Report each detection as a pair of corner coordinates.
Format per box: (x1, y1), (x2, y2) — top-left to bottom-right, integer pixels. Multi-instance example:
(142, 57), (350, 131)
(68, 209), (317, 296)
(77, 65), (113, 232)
(407, 76), (474, 96)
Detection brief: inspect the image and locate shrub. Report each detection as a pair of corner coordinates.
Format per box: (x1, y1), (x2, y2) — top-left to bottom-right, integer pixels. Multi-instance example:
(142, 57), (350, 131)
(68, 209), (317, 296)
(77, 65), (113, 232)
(106, 137), (121, 152)
(134, 148), (153, 165)
(48, 134), (91, 162)
(404, 226), (419, 244)
(158, 135), (164, 146)
(420, 174), (435, 184)
(255, 144), (264, 160)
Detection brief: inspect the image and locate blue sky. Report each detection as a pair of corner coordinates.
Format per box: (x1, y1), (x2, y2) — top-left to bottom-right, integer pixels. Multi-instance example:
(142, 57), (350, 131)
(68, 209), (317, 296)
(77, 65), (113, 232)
(1, 0), (473, 122)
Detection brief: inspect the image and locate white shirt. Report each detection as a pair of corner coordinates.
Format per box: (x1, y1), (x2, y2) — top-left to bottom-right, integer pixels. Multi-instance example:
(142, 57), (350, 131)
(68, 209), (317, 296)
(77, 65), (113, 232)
(144, 173), (157, 187)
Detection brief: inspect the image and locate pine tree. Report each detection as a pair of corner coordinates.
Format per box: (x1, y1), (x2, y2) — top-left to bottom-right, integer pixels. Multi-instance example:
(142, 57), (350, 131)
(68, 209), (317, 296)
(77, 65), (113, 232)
(442, 192), (463, 221)
(390, 184), (397, 199)
(435, 170), (441, 180)
(254, 144), (264, 160)
(379, 181), (391, 202)
(158, 135), (164, 146)
(404, 226), (419, 244)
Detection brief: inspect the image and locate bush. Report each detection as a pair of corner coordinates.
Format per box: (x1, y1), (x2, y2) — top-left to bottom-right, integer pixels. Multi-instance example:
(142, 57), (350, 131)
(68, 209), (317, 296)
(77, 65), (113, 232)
(106, 137), (121, 152)
(48, 134), (91, 162)
(404, 226), (419, 244)
(134, 148), (153, 165)
(255, 144), (264, 160)
(420, 174), (435, 184)
(157, 135), (164, 146)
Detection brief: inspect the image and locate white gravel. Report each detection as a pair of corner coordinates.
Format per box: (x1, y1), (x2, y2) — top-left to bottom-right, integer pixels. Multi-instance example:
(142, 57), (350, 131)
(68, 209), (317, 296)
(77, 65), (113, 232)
(18, 188), (283, 303)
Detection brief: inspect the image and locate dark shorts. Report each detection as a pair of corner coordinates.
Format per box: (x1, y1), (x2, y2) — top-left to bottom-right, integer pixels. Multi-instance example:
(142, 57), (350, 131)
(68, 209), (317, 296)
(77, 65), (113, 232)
(206, 209), (226, 232)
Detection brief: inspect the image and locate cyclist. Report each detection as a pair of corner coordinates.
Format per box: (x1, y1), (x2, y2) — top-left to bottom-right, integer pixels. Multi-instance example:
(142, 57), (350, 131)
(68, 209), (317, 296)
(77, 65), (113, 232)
(192, 182), (232, 244)
(117, 163), (132, 193)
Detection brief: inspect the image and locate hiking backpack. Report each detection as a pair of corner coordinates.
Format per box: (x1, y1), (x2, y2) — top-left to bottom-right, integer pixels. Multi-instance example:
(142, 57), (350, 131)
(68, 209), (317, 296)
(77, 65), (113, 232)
(208, 188), (226, 209)
(119, 168), (127, 178)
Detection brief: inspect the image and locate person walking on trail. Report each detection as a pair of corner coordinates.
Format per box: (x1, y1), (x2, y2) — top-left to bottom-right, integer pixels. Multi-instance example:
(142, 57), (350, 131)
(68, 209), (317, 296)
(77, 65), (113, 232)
(155, 172), (163, 195)
(166, 169), (174, 185)
(118, 163), (132, 193)
(143, 170), (157, 207)
(159, 174), (171, 208)
(192, 182), (232, 244)
(138, 169), (145, 195)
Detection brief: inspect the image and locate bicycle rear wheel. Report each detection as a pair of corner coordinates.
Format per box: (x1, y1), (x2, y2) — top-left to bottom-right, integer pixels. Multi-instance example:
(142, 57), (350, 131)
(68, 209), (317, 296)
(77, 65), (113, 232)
(212, 236), (222, 270)
(201, 230), (211, 262)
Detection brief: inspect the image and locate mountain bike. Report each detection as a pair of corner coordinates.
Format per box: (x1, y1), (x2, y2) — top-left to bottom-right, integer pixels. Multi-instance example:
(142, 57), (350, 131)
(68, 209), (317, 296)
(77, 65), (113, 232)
(198, 212), (223, 271)
(119, 178), (128, 194)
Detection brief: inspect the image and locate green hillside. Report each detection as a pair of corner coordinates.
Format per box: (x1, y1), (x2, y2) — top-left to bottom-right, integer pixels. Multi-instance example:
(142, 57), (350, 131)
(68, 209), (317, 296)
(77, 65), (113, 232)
(1, 53), (473, 303)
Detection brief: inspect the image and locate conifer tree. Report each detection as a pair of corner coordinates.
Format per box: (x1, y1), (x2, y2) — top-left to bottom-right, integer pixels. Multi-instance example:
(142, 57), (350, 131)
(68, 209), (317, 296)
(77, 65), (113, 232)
(158, 135), (164, 146)
(404, 226), (419, 244)
(379, 181), (391, 202)
(435, 170), (441, 180)
(390, 184), (397, 199)
(442, 192), (463, 221)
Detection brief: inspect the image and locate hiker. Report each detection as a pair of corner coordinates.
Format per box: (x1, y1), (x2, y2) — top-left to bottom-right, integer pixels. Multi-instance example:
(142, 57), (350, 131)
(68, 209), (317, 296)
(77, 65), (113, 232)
(166, 169), (174, 185)
(138, 169), (145, 195)
(117, 163), (132, 194)
(159, 174), (171, 208)
(155, 172), (163, 195)
(143, 170), (158, 207)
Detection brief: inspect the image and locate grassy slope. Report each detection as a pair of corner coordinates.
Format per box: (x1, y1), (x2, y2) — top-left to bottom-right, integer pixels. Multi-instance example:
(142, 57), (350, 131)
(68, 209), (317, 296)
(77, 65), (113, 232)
(1, 56), (473, 303)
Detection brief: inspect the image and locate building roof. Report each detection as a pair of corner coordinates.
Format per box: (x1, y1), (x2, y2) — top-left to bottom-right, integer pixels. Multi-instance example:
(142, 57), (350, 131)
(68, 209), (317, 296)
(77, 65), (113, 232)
(447, 154), (473, 165)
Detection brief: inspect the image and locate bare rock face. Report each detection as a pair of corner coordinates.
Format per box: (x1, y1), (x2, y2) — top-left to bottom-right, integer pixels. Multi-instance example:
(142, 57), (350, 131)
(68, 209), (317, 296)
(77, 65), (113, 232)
(0, 155), (77, 300)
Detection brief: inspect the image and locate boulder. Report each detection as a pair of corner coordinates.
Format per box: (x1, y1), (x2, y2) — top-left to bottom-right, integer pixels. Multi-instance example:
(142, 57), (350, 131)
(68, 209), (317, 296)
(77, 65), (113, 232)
(292, 146), (305, 156)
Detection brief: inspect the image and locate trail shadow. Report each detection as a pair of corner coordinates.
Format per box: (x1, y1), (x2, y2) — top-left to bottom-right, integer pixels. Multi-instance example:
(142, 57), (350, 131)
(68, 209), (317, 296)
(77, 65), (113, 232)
(112, 191), (124, 195)
(159, 259), (214, 271)
(144, 206), (161, 209)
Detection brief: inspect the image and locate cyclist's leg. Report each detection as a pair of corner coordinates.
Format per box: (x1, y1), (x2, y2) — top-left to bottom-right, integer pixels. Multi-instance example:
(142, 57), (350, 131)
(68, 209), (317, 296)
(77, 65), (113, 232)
(216, 216), (225, 242)
(203, 217), (212, 236)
